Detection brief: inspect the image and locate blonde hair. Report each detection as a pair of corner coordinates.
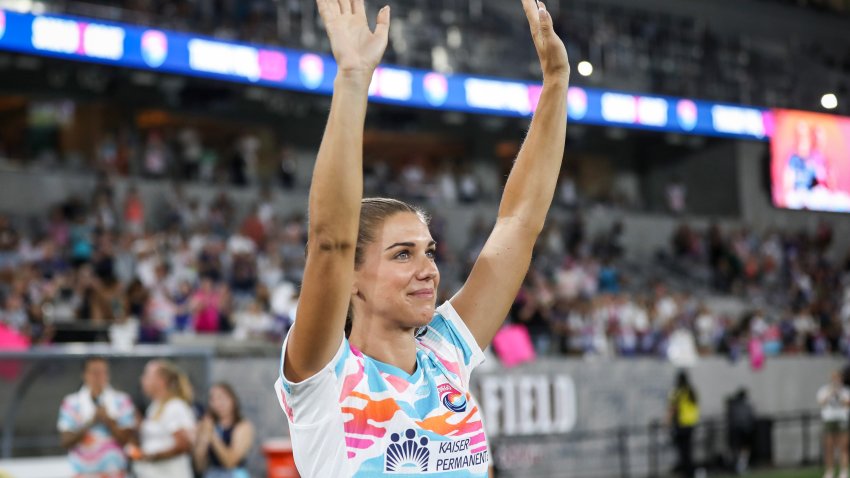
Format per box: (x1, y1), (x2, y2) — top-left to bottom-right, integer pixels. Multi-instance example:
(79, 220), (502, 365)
(152, 360), (194, 404)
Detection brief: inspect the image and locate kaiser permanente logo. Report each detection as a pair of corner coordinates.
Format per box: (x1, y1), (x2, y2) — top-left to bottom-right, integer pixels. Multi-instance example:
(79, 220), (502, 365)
(385, 429), (430, 473)
(384, 429), (489, 474)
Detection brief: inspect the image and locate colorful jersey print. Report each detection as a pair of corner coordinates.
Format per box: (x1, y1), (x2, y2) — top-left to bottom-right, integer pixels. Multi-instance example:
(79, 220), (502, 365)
(274, 302), (489, 477)
(57, 387), (136, 476)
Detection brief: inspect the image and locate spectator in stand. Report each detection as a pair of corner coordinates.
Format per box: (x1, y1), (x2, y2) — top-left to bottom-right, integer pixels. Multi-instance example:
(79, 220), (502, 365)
(191, 274), (226, 333)
(122, 186), (145, 236)
(143, 132), (170, 179)
(0, 293), (28, 334)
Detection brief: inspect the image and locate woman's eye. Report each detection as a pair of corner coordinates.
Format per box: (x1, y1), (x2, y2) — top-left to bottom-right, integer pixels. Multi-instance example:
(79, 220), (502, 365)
(395, 251), (410, 260)
(426, 249), (436, 259)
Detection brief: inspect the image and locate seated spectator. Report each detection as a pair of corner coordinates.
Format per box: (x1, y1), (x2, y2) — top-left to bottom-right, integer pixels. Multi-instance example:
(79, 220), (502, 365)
(232, 299), (274, 340)
(191, 275), (226, 334)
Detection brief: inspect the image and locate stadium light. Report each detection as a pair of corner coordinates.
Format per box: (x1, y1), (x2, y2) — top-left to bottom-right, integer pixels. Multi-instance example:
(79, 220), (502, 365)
(577, 61), (593, 77)
(821, 93), (838, 110)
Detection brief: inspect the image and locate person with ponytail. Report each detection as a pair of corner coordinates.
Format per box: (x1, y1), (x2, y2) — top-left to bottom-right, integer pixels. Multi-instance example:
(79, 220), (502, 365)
(274, 0), (569, 475)
(134, 359), (197, 478)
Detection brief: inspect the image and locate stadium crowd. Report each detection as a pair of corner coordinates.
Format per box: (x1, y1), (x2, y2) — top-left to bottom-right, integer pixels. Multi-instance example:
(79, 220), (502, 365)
(0, 166), (847, 363)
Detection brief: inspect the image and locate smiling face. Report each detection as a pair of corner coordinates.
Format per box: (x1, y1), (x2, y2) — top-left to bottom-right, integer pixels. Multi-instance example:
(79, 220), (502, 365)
(209, 385), (235, 420)
(352, 212), (440, 331)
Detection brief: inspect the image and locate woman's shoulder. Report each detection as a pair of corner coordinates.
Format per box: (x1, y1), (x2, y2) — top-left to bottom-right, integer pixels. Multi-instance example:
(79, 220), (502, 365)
(234, 419), (255, 434)
(163, 398), (195, 415)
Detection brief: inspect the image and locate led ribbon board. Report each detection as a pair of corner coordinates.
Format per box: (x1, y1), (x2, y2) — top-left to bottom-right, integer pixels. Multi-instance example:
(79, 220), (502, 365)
(0, 9), (787, 140)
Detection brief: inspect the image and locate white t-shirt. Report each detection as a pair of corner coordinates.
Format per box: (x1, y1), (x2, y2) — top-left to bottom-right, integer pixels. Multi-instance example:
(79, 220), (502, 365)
(819, 385), (850, 423)
(274, 302), (490, 477)
(135, 398), (196, 478)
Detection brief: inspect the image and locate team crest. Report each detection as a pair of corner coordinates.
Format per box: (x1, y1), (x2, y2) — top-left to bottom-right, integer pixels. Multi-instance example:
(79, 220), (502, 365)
(438, 383), (467, 412)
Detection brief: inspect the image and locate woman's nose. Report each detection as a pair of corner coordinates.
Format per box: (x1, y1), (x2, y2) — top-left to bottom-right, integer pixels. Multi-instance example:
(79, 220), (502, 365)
(416, 255), (438, 281)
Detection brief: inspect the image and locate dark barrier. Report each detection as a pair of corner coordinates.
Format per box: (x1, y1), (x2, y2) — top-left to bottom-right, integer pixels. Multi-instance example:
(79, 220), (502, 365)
(492, 411), (821, 478)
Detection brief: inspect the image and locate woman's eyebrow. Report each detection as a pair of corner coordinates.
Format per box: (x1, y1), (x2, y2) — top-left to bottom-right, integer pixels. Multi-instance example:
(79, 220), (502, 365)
(385, 240), (437, 251)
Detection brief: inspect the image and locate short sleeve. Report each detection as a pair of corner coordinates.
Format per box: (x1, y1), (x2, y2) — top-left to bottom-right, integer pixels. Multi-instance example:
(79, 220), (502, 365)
(274, 331), (351, 426)
(418, 301), (485, 388)
(57, 396), (79, 433)
(818, 386), (829, 404)
(116, 393), (137, 429)
(162, 400), (196, 434)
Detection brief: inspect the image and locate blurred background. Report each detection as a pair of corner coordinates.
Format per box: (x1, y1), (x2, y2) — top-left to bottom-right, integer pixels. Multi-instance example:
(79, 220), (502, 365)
(0, 0), (849, 477)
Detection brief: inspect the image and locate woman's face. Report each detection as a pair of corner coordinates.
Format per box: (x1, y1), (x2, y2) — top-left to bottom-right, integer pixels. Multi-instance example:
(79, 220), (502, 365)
(140, 362), (164, 398)
(353, 212), (440, 330)
(209, 386), (234, 419)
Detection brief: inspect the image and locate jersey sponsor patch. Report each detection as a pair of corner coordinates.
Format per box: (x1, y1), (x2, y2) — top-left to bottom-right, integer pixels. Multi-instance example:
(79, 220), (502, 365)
(384, 428), (489, 474)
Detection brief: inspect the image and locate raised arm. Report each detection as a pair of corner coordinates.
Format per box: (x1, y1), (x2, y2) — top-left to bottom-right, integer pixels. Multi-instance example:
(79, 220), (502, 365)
(283, 0), (390, 383)
(450, 0), (569, 350)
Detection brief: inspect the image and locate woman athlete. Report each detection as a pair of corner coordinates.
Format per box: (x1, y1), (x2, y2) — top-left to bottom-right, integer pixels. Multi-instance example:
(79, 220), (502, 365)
(274, 0), (569, 476)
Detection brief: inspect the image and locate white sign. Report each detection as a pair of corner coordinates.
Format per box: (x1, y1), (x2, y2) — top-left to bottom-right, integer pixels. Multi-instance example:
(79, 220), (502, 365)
(32, 17), (79, 54)
(637, 96), (669, 127)
(82, 23), (125, 60)
(188, 39), (260, 82)
(32, 18), (124, 60)
(369, 67), (413, 101)
(477, 374), (576, 436)
(711, 105), (765, 138)
(601, 93), (637, 124)
(464, 78), (531, 115)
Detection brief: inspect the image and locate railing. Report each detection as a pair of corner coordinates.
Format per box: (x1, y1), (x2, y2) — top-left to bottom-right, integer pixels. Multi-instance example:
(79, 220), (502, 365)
(491, 411), (822, 478)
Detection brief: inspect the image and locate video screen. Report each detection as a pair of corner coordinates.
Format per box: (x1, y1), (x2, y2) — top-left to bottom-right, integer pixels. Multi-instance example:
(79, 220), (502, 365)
(771, 108), (850, 212)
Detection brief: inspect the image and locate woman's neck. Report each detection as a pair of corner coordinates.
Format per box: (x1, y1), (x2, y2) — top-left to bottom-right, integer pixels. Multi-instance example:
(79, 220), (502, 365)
(217, 413), (235, 427)
(349, 320), (418, 375)
(152, 390), (171, 403)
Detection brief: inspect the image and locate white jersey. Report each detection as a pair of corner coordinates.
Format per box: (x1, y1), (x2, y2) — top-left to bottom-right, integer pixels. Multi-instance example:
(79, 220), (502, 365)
(135, 398), (196, 478)
(274, 302), (490, 477)
(819, 385), (850, 423)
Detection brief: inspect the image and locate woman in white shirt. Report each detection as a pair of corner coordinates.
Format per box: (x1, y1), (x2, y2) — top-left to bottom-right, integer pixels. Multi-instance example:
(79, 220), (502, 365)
(134, 360), (197, 478)
(819, 370), (850, 478)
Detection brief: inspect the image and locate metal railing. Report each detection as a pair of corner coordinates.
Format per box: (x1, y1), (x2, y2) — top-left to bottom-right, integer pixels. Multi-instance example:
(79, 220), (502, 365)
(492, 411), (822, 478)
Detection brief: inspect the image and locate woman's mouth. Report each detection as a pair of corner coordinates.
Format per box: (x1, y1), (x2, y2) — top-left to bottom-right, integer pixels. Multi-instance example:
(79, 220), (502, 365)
(409, 289), (435, 299)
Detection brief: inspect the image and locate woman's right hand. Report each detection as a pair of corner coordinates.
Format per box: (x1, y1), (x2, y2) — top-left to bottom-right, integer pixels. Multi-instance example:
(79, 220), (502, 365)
(317, 0), (391, 82)
(197, 415), (215, 440)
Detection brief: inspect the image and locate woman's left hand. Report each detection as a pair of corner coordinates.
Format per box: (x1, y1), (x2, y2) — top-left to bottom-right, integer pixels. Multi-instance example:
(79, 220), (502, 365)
(522, 0), (570, 82)
(197, 415), (215, 440)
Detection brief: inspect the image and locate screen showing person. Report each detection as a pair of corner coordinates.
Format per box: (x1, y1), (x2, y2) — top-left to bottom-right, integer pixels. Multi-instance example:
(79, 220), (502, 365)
(771, 109), (850, 212)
